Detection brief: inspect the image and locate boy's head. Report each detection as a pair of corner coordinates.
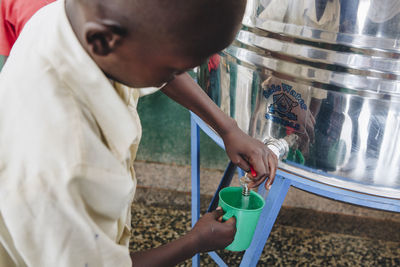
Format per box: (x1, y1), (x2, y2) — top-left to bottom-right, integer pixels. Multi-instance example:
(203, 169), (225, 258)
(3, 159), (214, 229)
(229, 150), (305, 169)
(66, 0), (247, 87)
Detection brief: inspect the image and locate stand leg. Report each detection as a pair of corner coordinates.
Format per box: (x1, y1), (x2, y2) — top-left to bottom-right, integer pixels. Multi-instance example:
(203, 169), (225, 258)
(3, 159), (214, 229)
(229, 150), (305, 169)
(191, 114), (200, 267)
(207, 162), (237, 212)
(240, 175), (292, 267)
(237, 168), (245, 179)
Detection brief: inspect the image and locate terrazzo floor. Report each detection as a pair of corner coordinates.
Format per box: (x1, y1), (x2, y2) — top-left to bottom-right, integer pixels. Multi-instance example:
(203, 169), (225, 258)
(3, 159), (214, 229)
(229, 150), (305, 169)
(129, 189), (400, 266)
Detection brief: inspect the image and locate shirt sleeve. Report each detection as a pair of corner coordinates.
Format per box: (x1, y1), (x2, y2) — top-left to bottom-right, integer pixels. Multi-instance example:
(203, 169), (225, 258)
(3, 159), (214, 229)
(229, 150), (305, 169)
(1, 165), (133, 267)
(0, 0), (14, 56)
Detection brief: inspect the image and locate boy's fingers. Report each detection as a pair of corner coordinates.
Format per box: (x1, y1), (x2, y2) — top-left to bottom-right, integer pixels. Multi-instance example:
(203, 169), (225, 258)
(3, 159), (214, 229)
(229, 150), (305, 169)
(265, 178), (272, 190)
(225, 216), (236, 226)
(249, 158), (267, 181)
(249, 177), (265, 188)
(234, 156), (250, 174)
(262, 155), (271, 179)
(265, 155), (277, 189)
(249, 167), (267, 188)
(270, 154), (278, 178)
(212, 208), (224, 219)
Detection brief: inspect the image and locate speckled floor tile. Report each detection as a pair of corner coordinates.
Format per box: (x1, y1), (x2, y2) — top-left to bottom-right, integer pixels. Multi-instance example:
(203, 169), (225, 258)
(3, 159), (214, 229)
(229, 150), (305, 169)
(134, 161), (400, 223)
(134, 187), (400, 244)
(129, 202), (400, 266)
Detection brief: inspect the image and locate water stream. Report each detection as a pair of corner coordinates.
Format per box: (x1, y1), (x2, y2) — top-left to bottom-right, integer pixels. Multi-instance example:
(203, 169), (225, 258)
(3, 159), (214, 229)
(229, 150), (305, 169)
(241, 194), (250, 209)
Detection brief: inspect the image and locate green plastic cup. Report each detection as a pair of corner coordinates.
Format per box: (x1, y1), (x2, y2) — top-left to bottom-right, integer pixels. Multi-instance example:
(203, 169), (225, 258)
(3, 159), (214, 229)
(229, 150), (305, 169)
(218, 187), (265, 251)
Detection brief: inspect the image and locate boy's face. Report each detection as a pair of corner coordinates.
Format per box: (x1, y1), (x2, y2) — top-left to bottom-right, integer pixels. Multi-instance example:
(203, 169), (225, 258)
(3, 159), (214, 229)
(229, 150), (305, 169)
(105, 40), (208, 88)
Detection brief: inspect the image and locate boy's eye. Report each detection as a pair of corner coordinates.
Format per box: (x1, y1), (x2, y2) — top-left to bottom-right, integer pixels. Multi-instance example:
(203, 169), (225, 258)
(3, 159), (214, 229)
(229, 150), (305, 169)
(165, 75), (177, 84)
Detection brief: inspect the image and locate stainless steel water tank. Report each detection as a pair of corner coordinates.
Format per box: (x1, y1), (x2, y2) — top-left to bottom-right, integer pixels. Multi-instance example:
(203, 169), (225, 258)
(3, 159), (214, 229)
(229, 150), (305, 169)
(199, 0), (400, 198)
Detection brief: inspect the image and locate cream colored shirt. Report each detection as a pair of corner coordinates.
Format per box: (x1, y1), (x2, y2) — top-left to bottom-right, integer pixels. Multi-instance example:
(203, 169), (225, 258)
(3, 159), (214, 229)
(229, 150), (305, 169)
(260, 0), (340, 32)
(0, 1), (152, 266)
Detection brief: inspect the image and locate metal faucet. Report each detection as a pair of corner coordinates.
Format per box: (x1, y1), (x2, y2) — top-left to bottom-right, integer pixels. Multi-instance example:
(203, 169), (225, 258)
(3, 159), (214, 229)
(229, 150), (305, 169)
(240, 135), (295, 196)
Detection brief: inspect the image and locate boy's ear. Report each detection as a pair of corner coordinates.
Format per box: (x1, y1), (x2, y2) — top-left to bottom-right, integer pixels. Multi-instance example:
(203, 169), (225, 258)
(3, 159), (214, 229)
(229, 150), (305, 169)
(84, 21), (126, 56)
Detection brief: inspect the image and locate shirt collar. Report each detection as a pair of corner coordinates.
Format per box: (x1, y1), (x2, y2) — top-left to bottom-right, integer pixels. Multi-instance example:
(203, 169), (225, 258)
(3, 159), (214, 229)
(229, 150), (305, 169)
(47, 0), (139, 161)
(306, 0), (338, 26)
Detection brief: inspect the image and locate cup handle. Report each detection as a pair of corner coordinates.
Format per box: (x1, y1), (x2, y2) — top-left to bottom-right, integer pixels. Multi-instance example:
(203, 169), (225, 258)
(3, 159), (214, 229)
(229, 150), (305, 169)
(222, 210), (235, 222)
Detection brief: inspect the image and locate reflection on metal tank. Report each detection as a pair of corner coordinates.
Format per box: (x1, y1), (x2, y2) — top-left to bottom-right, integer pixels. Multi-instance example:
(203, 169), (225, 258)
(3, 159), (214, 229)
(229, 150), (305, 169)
(198, 0), (400, 198)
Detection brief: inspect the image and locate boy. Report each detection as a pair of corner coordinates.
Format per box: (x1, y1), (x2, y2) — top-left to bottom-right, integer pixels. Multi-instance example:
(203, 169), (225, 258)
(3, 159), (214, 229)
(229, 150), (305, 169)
(0, 0), (278, 266)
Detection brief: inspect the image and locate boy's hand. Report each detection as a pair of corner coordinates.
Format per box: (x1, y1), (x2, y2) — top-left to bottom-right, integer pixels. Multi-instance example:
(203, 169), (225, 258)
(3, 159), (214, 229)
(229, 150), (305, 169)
(161, 73), (278, 189)
(189, 209), (236, 253)
(221, 125), (278, 189)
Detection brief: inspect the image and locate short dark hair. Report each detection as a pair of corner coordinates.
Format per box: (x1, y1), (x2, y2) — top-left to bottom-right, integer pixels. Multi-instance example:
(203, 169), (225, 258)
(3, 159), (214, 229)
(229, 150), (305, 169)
(80, 0), (247, 57)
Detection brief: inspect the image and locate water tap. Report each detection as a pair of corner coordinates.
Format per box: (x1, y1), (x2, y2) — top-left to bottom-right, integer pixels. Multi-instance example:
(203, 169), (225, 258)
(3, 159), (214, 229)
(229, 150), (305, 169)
(239, 136), (294, 196)
(239, 172), (253, 196)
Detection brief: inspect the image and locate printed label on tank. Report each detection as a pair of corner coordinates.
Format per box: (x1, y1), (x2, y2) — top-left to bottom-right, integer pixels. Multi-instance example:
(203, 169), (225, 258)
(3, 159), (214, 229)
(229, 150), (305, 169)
(262, 81), (308, 132)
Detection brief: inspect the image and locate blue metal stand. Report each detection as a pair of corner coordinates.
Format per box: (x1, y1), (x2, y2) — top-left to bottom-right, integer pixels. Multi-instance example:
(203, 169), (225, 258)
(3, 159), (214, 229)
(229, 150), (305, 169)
(190, 115), (201, 267)
(190, 112), (400, 267)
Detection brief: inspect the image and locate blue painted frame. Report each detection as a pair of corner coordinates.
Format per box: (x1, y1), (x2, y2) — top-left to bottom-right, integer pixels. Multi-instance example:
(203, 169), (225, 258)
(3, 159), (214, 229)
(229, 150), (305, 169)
(190, 112), (400, 267)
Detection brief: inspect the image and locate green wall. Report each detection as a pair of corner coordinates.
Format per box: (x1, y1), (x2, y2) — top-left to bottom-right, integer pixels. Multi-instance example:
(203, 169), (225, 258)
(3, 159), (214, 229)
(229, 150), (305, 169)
(136, 90), (228, 170)
(0, 55), (4, 71)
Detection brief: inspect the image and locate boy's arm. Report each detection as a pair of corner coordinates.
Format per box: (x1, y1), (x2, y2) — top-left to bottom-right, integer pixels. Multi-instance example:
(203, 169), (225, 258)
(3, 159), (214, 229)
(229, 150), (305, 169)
(161, 73), (278, 189)
(130, 209), (235, 267)
(130, 236), (197, 267)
